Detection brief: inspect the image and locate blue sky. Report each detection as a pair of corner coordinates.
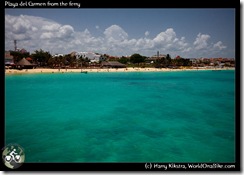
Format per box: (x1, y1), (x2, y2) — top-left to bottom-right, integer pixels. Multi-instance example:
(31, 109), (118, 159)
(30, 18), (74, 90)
(5, 8), (235, 58)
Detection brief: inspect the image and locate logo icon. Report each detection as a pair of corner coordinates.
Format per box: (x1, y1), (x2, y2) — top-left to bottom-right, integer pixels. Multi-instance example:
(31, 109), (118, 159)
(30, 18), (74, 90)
(145, 163), (152, 169)
(2, 144), (25, 169)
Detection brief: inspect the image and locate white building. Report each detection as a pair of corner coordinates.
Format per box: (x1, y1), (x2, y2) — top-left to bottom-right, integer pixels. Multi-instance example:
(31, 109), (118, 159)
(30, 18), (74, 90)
(53, 54), (64, 57)
(75, 52), (105, 63)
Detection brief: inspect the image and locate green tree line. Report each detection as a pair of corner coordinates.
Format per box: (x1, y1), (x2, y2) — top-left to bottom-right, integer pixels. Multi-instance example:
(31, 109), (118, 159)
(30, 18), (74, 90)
(9, 49), (192, 68)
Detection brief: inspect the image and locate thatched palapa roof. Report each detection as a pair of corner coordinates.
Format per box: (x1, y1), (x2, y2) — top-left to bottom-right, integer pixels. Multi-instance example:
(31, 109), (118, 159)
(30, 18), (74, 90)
(101, 61), (126, 68)
(17, 58), (33, 66)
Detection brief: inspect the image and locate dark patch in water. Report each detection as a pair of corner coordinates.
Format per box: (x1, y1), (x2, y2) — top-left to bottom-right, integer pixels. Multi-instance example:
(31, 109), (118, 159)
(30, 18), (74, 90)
(169, 145), (183, 156)
(213, 129), (234, 141)
(63, 120), (82, 131)
(138, 127), (165, 139)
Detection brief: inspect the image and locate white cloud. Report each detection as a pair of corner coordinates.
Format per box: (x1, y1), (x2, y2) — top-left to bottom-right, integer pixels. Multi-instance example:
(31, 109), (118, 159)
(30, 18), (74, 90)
(5, 14), (34, 40)
(42, 23), (60, 31)
(145, 31), (149, 37)
(58, 25), (74, 38)
(214, 41), (227, 50)
(151, 28), (190, 54)
(40, 24), (74, 39)
(40, 32), (53, 39)
(193, 33), (210, 50)
(5, 14), (229, 58)
(153, 28), (176, 44)
(104, 24), (128, 41)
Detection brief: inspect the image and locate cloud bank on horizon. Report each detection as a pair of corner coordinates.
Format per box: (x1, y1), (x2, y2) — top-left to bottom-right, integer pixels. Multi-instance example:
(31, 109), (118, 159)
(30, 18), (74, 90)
(5, 14), (231, 58)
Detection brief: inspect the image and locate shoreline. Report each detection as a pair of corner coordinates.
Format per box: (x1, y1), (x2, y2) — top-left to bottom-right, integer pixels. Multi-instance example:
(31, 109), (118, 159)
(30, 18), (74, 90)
(5, 67), (235, 75)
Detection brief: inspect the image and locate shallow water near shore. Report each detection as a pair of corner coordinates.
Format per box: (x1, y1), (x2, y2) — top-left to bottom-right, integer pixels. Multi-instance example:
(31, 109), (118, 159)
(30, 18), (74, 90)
(5, 70), (235, 163)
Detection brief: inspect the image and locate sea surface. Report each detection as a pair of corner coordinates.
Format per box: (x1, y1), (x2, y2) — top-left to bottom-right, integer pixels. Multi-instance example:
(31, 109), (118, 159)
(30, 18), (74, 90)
(5, 70), (235, 163)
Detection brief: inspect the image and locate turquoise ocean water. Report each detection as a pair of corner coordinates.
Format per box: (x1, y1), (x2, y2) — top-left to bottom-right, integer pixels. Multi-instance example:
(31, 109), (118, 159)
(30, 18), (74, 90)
(5, 70), (235, 163)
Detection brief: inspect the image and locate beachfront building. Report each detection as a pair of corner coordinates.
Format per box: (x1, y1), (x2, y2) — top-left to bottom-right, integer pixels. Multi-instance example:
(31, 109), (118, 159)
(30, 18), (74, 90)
(191, 57), (235, 68)
(146, 54), (166, 64)
(101, 61), (126, 68)
(5, 51), (14, 66)
(75, 52), (105, 63)
(53, 54), (64, 57)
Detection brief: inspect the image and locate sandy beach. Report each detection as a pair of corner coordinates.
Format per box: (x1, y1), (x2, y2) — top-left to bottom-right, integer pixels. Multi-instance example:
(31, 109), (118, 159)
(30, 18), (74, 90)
(5, 67), (235, 75)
